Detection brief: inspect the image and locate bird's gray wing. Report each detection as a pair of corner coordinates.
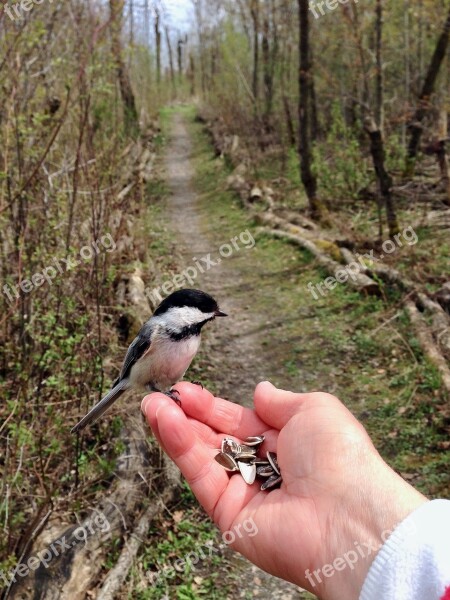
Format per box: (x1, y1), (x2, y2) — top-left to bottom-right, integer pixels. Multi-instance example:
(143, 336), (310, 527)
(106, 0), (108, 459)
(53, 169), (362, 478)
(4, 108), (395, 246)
(114, 322), (154, 385)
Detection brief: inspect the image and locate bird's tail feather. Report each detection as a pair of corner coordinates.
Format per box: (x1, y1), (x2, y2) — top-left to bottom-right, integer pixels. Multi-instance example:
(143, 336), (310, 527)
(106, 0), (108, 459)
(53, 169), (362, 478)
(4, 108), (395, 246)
(71, 380), (129, 434)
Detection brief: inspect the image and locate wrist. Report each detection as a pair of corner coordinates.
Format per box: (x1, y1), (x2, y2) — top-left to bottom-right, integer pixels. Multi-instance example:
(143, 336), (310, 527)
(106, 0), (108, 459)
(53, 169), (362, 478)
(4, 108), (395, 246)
(321, 453), (427, 600)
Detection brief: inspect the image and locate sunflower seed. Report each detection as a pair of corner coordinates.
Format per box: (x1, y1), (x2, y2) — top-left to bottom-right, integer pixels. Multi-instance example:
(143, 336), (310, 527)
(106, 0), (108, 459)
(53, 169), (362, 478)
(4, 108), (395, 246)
(260, 474), (282, 491)
(238, 444), (257, 455)
(221, 438), (239, 455)
(216, 436), (282, 491)
(214, 452), (239, 472)
(256, 465), (275, 477)
(244, 435), (265, 447)
(267, 451), (280, 475)
(234, 452), (257, 462)
(238, 461), (256, 485)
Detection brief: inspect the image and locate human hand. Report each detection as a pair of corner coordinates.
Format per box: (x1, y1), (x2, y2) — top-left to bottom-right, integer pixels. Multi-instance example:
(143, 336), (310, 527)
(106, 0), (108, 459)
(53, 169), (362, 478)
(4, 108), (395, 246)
(141, 382), (427, 600)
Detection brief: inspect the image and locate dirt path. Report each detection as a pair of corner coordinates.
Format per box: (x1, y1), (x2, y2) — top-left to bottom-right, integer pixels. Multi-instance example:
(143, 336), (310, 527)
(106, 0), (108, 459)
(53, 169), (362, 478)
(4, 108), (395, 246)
(162, 113), (308, 599)
(163, 112), (275, 404)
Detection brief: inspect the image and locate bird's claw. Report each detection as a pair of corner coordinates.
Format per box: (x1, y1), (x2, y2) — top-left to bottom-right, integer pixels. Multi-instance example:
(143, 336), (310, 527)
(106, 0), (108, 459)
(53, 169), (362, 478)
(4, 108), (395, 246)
(165, 389), (181, 406)
(191, 380), (204, 389)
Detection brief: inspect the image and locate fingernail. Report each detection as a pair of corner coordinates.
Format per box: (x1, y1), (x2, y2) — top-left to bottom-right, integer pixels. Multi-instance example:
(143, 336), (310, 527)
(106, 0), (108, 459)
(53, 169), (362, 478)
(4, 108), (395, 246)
(260, 380), (275, 390)
(155, 405), (165, 421)
(141, 396), (151, 416)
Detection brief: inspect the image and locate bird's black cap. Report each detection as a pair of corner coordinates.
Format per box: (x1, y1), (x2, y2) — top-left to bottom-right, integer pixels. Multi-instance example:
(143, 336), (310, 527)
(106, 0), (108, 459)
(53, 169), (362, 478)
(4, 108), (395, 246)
(153, 289), (226, 317)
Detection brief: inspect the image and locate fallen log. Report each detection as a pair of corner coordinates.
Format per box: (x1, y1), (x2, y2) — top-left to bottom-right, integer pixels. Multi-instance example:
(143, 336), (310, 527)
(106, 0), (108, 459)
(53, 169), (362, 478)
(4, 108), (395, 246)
(255, 211), (357, 252)
(416, 292), (450, 355)
(276, 209), (319, 232)
(340, 248), (416, 292)
(255, 211), (323, 242)
(263, 228), (379, 295)
(405, 301), (450, 394)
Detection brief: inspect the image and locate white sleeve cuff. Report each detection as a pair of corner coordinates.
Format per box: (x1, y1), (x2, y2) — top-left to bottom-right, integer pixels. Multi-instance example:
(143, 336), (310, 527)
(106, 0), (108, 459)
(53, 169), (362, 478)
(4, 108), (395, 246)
(359, 499), (450, 600)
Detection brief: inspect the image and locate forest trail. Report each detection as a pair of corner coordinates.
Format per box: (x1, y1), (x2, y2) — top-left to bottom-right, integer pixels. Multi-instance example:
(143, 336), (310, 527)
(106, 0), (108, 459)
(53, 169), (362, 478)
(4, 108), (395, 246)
(161, 111), (308, 599)
(164, 111), (287, 403)
(163, 112), (262, 403)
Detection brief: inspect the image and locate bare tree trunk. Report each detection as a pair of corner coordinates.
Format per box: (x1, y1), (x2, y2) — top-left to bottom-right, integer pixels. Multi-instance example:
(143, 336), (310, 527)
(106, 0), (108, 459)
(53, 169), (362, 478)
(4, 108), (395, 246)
(177, 39), (183, 80)
(375, 0), (384, 130)
(310, 58), (319, 140)
(109, 0), (138, 136)
(283, 94), (296, 147)
(280, 40), (296, 146)
(144, 0), (150, 47)
(417, 0), (424, 81)
(165, 25), (176, 98)
(298, 0), (324, 220)
(406, 7), (450, 170)
(436, 143), (450, 206)
(437, 111), (450, 205)
(365, 117), (399, 236)
(250, 0), (260, 109)
(262, 13), (274, 125)
(264, 0), (279, 127)
(403, 0), (410, 148)
(210, 42), (218, 91)
(194, 0), (207, 96)
(189, 53), (196, 96)
(155, 7), (161, 89)
(129, 0), (134, 43)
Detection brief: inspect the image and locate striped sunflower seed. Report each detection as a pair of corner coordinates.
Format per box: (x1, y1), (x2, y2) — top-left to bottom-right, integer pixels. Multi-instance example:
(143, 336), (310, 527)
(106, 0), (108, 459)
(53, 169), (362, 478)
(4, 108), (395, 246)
(267, 451), (280, 476)
(260, 474), (282, 491)
(256, 464), (275, 477)
(214, 452), (239, 472)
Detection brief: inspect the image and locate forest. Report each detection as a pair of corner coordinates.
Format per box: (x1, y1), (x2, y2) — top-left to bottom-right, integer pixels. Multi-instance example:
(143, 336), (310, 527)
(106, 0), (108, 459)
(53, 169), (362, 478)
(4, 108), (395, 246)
(0, 0), (449, 598)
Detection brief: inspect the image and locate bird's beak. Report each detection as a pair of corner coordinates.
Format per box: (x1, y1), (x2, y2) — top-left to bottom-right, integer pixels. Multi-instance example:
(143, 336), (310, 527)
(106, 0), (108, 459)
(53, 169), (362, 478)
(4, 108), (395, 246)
(215, 309), (227, 317)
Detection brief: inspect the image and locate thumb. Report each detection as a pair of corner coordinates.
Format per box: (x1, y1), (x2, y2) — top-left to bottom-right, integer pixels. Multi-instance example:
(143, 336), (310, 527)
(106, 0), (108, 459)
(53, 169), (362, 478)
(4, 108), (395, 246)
(254, 381), (334, 430)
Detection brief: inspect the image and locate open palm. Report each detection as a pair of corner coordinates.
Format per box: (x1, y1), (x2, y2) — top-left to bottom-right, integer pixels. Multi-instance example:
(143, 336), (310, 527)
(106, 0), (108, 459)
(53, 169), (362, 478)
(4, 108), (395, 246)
(142, 381), (425, 600)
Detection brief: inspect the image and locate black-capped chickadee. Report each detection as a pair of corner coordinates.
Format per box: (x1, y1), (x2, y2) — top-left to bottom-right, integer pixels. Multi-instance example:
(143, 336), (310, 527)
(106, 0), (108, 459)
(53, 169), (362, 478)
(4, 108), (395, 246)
(71, 288), (227, 433)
